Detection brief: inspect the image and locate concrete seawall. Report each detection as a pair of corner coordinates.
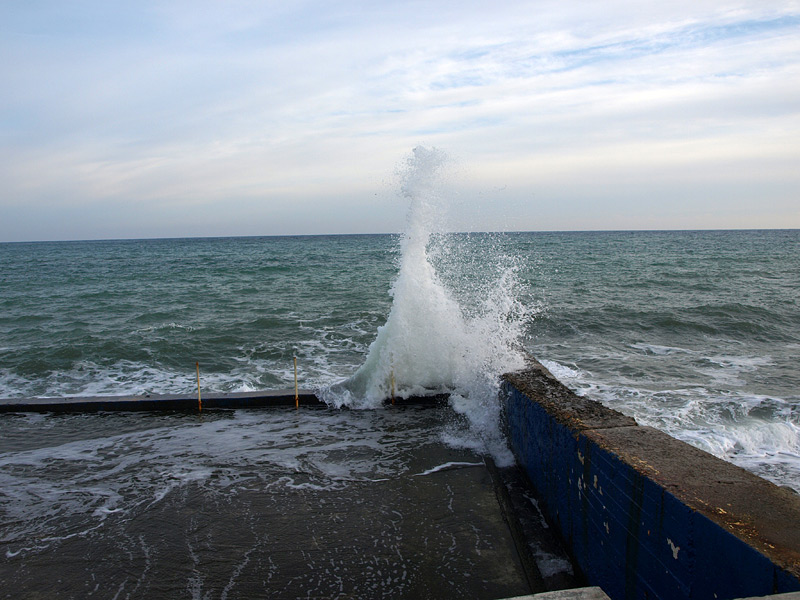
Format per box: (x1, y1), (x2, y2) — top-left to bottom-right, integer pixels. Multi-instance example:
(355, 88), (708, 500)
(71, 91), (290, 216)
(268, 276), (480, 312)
(0, 389), (322, 412)
(501, 359), (800, 600)
(0, 390), (448, 412)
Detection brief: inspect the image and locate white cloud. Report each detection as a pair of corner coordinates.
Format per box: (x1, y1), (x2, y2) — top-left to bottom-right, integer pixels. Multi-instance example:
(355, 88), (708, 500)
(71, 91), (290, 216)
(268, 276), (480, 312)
(1, 1), (799, 239)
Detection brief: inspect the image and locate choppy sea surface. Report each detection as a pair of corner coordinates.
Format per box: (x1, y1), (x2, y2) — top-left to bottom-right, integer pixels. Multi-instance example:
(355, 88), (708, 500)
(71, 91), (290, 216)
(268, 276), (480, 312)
(1, 227), (798, 489)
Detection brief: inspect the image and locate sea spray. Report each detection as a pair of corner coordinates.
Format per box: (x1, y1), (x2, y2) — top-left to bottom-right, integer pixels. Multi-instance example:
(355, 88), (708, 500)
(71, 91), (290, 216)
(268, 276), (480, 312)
(321, 147), (528, 463)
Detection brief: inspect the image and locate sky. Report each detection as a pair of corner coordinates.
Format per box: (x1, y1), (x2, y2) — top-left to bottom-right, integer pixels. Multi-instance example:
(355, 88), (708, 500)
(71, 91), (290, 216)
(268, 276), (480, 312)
(1, 1), (799, 241)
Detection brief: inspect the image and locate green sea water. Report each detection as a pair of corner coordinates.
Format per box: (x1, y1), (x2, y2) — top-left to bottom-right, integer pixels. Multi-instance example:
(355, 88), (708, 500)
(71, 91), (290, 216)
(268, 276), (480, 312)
(0, 234), (398, 396)
(1, 228), (799, 490)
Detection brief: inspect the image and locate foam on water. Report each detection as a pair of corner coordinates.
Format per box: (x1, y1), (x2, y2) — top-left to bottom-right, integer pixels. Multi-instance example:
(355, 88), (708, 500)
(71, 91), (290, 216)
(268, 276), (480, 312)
(541, 357), (800, 492)
(0, 409), (446, 560)
(322, 147), (527, 464)
(0, 311), (377, 398)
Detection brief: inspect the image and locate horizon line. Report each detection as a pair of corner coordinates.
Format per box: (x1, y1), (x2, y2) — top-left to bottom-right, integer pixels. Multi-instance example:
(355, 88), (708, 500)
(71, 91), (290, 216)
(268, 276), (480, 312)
(2, 227), (798, 245)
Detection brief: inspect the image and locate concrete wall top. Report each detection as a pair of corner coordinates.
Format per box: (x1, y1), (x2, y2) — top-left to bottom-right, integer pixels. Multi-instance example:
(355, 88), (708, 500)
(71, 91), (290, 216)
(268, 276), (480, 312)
(0, 389), (324, 412)
(0, 390), (449, 412)
(503, 361), (636, 431)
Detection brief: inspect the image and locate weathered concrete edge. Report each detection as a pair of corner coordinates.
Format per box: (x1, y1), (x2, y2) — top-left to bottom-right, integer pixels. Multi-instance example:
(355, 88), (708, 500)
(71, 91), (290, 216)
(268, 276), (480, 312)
(0, 389), (323, 412)
(0, 390), (448, 412)
(484, 455), (547, 592)
(503, 585), (611, 600)
(501, 359), (800, 600)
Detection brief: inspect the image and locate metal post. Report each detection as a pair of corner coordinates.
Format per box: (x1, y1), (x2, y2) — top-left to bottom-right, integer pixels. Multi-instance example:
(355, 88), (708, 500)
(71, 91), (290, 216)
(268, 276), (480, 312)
(196, 362), (202, 412)
(294, 356), (299, 409)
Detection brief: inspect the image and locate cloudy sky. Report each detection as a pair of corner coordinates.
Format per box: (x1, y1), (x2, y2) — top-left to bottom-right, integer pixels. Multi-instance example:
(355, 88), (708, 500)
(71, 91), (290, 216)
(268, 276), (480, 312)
(1, 1), (798, 241)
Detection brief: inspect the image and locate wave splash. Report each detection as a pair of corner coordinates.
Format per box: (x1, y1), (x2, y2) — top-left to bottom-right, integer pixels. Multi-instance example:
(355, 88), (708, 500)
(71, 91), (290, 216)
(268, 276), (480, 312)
(321, 147), (527, 463)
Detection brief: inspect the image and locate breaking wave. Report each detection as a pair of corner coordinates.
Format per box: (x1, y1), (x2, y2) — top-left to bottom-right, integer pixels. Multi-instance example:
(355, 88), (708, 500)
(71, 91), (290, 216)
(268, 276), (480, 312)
(321, 147), (528, 464)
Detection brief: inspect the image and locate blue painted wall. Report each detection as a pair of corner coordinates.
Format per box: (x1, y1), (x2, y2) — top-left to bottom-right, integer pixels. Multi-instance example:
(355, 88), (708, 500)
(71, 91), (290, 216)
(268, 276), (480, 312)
(502, 380), (800, 600)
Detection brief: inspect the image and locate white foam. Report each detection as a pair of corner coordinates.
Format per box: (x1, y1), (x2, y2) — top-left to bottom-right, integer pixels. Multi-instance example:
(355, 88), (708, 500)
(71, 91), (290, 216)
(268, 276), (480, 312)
(414, 461), (484, 476)
(561, 373), (800, 492)
(630, 343), (695, 356)
(0, 409), (453, 558)
(539, 359), (583, 381)
(321, 147), (527, 464)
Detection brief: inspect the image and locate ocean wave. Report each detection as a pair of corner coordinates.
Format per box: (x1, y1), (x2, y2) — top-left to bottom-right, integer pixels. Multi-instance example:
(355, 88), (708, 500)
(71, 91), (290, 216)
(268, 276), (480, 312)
(548, 372), (800, 493)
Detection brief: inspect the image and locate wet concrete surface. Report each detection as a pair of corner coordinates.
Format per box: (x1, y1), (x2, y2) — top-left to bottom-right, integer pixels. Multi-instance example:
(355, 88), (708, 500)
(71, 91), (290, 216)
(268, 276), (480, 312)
(0, 407), (579, 599)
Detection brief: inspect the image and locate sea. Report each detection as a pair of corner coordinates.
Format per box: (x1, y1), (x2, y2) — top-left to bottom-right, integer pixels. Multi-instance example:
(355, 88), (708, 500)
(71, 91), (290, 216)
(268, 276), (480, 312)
(1, 148), (799, 596)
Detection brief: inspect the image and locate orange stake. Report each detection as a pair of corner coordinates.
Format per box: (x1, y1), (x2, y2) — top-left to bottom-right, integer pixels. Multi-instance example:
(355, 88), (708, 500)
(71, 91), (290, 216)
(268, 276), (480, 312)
(294, 356), (299, 409)
(196, 362), (202, 412)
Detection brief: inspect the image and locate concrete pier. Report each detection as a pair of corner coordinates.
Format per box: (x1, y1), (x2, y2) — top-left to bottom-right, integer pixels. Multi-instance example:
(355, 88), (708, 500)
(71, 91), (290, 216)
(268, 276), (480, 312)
(0, 392), (579, 599)
(0, 406), (580, 600)
(502, 359), (800, 600)
(8, 359), (799, 599)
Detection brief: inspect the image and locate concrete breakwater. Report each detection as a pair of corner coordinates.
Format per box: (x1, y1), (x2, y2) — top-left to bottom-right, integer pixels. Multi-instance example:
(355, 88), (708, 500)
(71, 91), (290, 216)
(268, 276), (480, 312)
(0, 390), (448, 412)
(502, 359), (800, 600)
(0, 391), (579, 598)
(5, 360), (800, 599)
